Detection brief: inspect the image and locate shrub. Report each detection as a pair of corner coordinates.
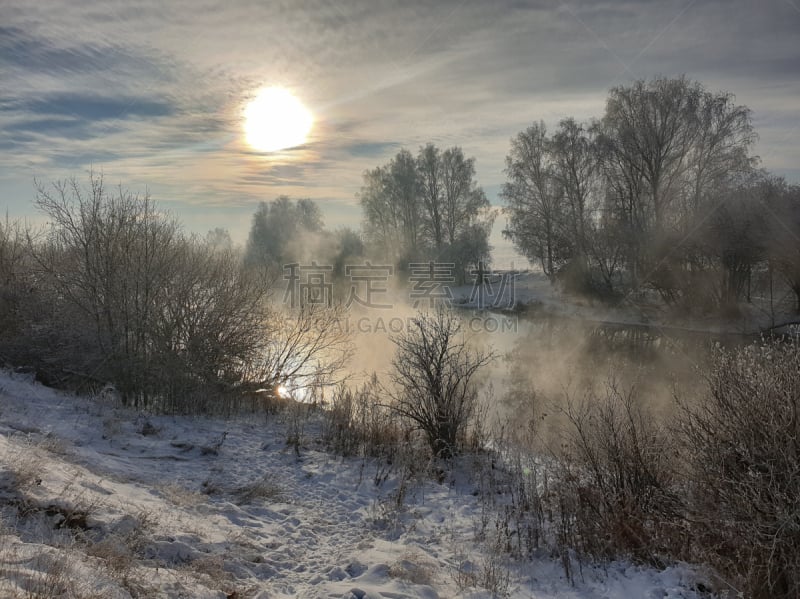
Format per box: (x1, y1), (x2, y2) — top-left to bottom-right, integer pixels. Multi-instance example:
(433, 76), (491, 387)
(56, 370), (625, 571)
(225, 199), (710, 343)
(323, 377), (401, 459)
(0, 217), (28, 339)
(29, 175), (268, 412)
(681, 341), (800, 598)
(553, 381), (683, 566)
(388, 309), (494, 459)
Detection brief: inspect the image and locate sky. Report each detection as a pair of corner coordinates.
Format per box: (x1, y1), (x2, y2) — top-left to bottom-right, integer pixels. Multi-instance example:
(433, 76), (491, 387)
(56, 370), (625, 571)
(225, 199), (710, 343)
(1, 0), (799, 265)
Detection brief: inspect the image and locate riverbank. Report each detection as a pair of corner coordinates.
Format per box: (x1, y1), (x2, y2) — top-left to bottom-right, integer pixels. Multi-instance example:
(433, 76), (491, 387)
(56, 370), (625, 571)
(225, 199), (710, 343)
(450, 270), (799, 337)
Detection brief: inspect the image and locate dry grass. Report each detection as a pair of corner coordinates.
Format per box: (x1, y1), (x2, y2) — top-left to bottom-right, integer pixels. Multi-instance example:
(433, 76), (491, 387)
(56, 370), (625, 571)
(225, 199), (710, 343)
(0, 539), (108, 599)
(389, 551), (437, 586)
(183, 553), (243, 597)
(451, 539), (511, 599)
(234, 476), (286, 505)
(158, 483), (207, 508)
(3, 439), (46, 495)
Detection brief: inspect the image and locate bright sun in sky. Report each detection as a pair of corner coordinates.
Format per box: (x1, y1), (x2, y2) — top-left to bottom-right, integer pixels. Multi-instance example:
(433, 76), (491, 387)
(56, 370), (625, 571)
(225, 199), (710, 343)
(244, 87), (313, 152)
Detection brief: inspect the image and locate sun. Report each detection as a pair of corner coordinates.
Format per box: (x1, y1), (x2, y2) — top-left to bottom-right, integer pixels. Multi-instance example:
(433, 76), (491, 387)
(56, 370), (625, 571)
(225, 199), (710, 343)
(244, 87), (313, 152)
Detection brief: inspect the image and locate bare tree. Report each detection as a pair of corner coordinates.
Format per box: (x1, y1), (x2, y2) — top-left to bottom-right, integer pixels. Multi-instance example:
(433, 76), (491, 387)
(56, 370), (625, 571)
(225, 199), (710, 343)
(0, 215), (27, 286)
(361, 145), (490, 269)
(440, 146), (489, 248)
(391, 149), (422, 256)
(503, 77), (760, 305)
(502, 122), (569, 278)
(359, 152), (421, 261)
(682, 88), (756, 218)
(600, 77), (700, 230)
(32, 175), (183, 399)
(417, 143), (445, 251)
(360, 165), (403, 259)
(550, 118), (599, 267)
(0, 215), (33, 345)
(388, 309), (495, 458)
(152, 238), (268, 412)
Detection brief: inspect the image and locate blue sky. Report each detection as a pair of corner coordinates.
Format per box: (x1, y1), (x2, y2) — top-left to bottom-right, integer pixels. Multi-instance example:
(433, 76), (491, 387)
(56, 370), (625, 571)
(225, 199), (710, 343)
(1, 0), (799, 264)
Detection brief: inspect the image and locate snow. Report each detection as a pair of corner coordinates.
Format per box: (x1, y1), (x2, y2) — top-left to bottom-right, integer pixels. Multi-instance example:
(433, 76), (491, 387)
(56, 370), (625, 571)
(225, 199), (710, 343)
(0, 369), (706, 598)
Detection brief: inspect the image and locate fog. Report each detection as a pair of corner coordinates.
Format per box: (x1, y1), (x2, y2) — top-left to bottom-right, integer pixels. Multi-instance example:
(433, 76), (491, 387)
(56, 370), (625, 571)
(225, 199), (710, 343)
(340, 302), (730, 435)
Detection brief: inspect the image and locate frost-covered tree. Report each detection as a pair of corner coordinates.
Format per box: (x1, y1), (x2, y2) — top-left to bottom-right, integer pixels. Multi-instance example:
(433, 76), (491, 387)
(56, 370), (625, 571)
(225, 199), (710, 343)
(360, 145), (491, 270)
(501, 122), (570, 278)
(245, 196), (324, 268)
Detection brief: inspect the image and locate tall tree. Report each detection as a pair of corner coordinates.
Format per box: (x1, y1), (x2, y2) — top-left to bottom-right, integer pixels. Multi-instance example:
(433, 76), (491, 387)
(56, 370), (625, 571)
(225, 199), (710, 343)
(501, 122), (568, 277)
(681, 88), (756, 217)
(390, 149), (422, 254)
(550, 118), (599, 266)
(504, 77), (759, 305)
(417, 143), (445, 251)
(441, 147), (488, 247)
(360, 166), (400, 256)
(245, 196), (324, 267)
(599, 76), (700, 230)
(361, 145), (491, 270)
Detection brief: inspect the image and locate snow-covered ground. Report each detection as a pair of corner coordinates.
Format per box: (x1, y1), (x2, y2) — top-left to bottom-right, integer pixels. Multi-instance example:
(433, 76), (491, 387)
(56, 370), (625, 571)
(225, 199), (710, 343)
(0, 369), (705, 598)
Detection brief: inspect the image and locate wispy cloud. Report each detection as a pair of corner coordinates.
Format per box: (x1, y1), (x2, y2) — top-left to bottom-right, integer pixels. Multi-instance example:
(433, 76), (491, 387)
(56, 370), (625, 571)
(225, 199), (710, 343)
(0, 0), (798, 246)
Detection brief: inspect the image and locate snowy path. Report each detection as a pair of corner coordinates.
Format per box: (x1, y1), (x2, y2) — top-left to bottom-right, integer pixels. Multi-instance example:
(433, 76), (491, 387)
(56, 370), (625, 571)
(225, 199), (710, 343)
(0, 370), (706, 598)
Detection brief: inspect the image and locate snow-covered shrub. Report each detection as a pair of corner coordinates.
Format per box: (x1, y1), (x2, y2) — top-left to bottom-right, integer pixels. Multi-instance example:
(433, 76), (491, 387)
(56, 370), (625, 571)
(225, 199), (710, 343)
(682, 340), (800, 598)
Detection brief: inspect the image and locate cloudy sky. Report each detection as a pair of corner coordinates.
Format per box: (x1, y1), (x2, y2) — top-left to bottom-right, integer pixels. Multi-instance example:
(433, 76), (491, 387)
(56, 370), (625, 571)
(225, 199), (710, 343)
(1, 0), (799, 262)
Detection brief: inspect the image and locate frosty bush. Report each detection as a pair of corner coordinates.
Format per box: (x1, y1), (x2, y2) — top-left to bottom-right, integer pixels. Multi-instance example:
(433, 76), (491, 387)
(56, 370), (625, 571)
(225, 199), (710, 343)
(553, 381), (683, 567)
(30, 175), (267, 411)
(388, 309), (494, 459)
(0, 217), (40, 360)
(480, 344), (800, 592)
(682, 341), (800, 598)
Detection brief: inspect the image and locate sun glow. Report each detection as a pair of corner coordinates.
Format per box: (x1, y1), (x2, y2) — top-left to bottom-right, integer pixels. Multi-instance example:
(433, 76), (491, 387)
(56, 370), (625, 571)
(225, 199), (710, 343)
(244, 87), (313, 152)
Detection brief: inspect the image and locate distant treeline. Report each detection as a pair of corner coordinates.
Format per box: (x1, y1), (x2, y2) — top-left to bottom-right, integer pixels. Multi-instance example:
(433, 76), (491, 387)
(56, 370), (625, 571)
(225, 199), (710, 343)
(502, 76), (800, 311)
(243, 76), (800, 314)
